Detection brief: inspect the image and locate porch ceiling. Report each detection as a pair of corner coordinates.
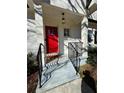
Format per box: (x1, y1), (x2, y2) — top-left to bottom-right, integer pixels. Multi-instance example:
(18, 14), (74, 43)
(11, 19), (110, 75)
(42, 3), (84, 26)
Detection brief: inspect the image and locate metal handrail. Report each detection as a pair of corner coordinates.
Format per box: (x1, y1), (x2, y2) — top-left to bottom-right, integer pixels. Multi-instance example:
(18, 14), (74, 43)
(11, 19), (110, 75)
(37, 43), (46, 88)
(37, 43), (47, 88)
(69, 43), (80, 54)
(68, 42), (83, 74)
(37, 43), (67, 88)
(37, 42), (84, 88)
(37, 43), (42, 88)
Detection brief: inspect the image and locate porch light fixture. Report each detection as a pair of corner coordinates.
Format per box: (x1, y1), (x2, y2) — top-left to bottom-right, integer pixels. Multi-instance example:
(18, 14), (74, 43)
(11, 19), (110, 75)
(62, 12), (65, 24)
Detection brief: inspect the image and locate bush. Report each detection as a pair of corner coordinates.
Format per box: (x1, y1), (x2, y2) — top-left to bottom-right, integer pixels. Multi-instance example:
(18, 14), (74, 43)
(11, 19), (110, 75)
(86, 47), (97, 66)
(27, 52), (38, 76)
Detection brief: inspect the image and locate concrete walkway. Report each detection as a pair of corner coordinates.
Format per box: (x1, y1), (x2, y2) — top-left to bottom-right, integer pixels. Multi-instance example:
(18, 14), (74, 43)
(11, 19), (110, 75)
(39, 78), (95, 93)
(43, 78), (82, 93)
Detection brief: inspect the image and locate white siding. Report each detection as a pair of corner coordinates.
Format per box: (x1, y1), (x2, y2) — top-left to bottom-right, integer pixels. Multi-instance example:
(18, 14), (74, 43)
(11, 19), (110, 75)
(27, 4), (45, 66)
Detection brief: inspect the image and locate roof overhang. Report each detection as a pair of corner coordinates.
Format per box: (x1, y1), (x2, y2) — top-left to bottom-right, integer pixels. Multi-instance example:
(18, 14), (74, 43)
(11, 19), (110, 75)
(42, 3), (84, 26)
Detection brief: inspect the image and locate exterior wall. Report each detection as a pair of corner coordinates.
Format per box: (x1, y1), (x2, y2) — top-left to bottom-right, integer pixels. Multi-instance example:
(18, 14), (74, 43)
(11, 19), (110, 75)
(27, 0), (35, 54)
(35, 4), (46, 66)
(81, 16), (88, 58)
(27, 19), (37, 54)
(58, 27), (64, 54)
(27, 5), (44, 55)
(64, 24), (81, 56)
(49, 0), (97, 58)
(49, 0), (89, 58)
(27, 0), (91, 63)
(61, 26), (81, 56)
(27, 4), (45, 66)
(70, 23), (81, 38)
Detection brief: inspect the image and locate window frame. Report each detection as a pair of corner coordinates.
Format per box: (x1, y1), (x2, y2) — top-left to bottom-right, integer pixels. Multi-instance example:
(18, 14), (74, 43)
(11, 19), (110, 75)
(64, 28), (70, 37)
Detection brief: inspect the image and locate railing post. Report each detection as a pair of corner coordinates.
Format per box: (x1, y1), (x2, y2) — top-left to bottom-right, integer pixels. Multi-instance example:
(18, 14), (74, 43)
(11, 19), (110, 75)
(76, 51), (78, 75)
(37, 43), (43, 88)
(68, 42), (83, 74)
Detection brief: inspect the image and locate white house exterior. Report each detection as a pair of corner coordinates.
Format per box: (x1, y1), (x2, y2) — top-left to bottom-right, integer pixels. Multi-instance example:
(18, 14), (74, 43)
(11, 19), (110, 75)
(27, 0), (97, 66)
(27, 0), (97, 92)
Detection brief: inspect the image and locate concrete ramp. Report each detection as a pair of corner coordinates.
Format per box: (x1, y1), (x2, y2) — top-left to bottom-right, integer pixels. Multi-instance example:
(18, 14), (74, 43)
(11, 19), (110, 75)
(36, 58), (80, 93)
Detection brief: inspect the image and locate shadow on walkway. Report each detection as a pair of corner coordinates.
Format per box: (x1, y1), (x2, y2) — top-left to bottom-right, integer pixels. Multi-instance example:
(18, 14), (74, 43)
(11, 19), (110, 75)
(81, 70), (96, 93)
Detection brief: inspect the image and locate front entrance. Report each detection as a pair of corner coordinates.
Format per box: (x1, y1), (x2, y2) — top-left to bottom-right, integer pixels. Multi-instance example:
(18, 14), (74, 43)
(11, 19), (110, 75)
(45, 26), (59, 53)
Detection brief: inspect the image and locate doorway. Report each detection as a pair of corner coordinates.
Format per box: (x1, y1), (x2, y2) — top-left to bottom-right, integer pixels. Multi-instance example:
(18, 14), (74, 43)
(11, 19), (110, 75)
(45, 26), (59, 53)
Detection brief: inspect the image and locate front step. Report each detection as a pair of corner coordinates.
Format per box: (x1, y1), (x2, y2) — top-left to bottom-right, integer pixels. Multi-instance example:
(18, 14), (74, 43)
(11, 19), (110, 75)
(36, 57), (80, 93)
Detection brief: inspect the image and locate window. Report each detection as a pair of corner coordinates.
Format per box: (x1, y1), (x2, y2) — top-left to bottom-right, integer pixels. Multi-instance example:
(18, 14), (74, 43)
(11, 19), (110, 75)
(88, 30), (93, 43)
(27, 4), (29, 8)
(94, 31), (97, 44)
(64, 28), (70, 37)
(43, 0), (50, 3)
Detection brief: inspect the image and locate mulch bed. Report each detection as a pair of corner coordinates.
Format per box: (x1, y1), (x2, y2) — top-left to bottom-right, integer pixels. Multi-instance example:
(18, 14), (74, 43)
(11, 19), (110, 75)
(79, 64), (97, 81)
(27, 72), (38, 93)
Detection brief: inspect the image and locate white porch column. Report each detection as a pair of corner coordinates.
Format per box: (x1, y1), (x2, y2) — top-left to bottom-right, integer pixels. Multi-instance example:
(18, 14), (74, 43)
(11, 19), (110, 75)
(81, 16), (88, 59)
(35, 4), (45, 67)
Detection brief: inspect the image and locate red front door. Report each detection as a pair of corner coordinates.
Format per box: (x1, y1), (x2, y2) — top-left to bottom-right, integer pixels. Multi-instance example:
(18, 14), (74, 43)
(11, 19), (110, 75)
(45, 26), (59, 53)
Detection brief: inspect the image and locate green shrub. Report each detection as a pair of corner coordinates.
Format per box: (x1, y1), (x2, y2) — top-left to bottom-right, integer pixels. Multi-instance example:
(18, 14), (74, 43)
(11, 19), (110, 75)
(86, 47), (97, 66)
(27, 52), (38, 76)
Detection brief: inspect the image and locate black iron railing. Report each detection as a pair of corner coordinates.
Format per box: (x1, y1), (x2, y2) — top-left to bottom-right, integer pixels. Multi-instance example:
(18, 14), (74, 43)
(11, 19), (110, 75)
(37, 43), (52, 88)
(68, 42), (83, 74)
(37, 42), (85, 88)
(37, 43), (68, 88)
(37, 43), (44, 88)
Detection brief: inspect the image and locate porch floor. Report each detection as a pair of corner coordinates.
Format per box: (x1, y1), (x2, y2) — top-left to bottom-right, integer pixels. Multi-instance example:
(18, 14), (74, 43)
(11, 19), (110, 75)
(36, 56), (80, 93)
